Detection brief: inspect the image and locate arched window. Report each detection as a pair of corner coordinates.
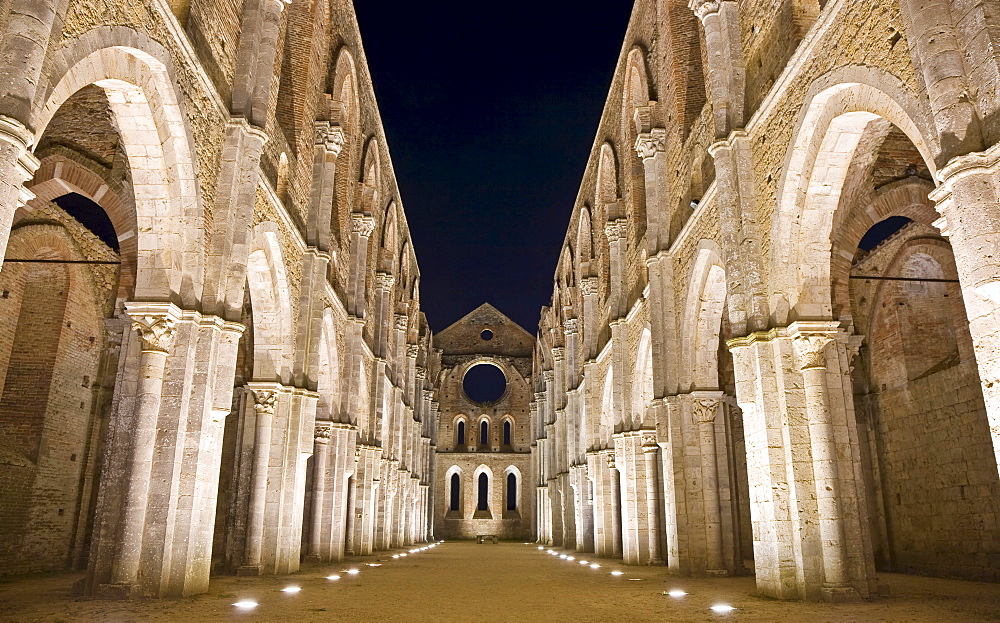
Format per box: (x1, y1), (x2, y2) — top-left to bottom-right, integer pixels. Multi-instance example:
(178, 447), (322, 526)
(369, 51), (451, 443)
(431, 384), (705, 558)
(457, 421), (465, 446)
(450, 473), (460, 511)
(503, 420), (512, 446)
(506, 473), (517, 510)
(480, 420), (489, 447)
(477, 473), (489, 511)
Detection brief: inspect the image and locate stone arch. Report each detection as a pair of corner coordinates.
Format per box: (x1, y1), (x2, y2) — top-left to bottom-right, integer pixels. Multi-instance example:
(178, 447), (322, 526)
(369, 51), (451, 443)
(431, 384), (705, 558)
(621, 46), (650, 240)
(330, 47), (360, 250)
(504, 465), (522, 512)
(577, 205), (594, 281)
(622, 47), (651, 136)
(478, 415), (491, 448)
(681, 242), (727, 390)
(378, 201), (398, 273)
(771, 67), (939, 323)
(473, 464), (494, 516)
(445, 465), (463, 513)
(32, 31), (204, 306)
(631, 327), (653, 429)
(600, 369), (615, 447)
(453, 414), (467, 447)
(316, 308), (341, 421)
(246, 222), (294, 384)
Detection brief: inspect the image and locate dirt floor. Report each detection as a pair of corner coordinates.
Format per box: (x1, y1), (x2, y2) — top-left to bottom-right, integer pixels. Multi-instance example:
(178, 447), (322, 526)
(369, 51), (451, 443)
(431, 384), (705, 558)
(1, 541), (999, 622)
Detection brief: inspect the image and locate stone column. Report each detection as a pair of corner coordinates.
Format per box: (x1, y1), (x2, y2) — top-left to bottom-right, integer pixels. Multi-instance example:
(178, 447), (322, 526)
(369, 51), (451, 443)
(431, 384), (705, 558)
(347, 214), (375, 317)
(239, 384), (277, 575)
(692, 395), (726, 575)
(641, 431), (665, 565)
(605, 220), (629, 319)
(689, 0), (746, 138)
(930, 148), (1000, 476)
(104, 305), (178, 595)
(308, 122), (345, 250)
(305, 423), (332, 562)
(608, 450), (623, 558)
(0, 116), (38, 269)
(792, 329), (853, 600)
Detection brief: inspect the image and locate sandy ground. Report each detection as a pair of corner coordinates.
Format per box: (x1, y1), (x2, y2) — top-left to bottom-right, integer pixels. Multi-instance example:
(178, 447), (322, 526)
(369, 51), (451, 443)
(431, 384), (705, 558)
(1, 541), (999, 622)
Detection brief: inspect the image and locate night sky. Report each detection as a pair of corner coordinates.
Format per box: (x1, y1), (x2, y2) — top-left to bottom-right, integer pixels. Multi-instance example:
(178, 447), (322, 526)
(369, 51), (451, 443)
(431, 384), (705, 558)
(352, 2), (636, 333)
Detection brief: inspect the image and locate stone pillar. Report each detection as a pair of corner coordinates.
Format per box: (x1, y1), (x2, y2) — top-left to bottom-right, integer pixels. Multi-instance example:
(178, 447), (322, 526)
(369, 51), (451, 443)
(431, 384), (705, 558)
(609, 451), (623, 558)
(240, 385), (277, 575)
(728, 322), (875, 601)
(692, 395), (726, 575)
(689, 0), (746, 138)
(792, 331), (853, 600)
(605, 220), (629, 319)
(305, 423), (332, 562)
(347, 214), (375, 317)
(641, 431), (665, 565)
(307, 122), (345, 250)
(0, 116), (38, 269)
(930, 146), (1000, 476)
(104, 306), (178, 595)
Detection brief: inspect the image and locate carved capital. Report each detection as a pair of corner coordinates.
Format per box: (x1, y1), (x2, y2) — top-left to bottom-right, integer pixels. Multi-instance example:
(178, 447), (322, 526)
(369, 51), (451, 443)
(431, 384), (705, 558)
(604, 219), (628, 243)
(641, 430), (659, 449)
(406, 344), (420, 359)
(315, 122), (345, 156)
(689, 0), (721, 20)
(315, 422), (333, 443)
(394, 313), (409, 330)
(252, 389), (278, 415)
(792, 334), (834, 371)
(580, 277), (599, 296)
(534, 392), (546, 403)
(131, 315), (177, 354)
(542, 370), (554, 383)
(606, 451), (617, 470)
(564, 318), (579, 335)
(552, 347), (565, 362)
(375, 271), (396, 291)
(350, 213), (376, 237)
(415, 367), (427, 381)
(634, 128), (666, 160)
(693, 398), (721, 423)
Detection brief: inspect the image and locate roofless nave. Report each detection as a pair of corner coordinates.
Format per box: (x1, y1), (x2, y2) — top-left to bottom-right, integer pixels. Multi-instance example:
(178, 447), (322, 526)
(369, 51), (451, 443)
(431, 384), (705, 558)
(0, 0), (998, 608)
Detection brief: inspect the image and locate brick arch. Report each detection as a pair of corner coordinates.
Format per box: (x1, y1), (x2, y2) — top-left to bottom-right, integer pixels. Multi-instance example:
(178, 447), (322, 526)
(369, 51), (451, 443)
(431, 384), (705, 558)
(829, 179), (938, 319)
(680, 241), (727, 391)
(621, 47), (650, 241)
(330, 47), (360, 252)
(631, 327), (653, 430)
(23, 153), (137, 298)
(246, 222), (294, 384)
(32, 30), (204, 307)
(770, 67), (938, 324)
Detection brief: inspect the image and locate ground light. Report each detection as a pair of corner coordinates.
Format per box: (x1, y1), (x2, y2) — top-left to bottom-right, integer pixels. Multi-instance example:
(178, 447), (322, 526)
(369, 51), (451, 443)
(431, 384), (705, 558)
(400, 553), (408, 557)
(232, 601), (258, 610)
(281, 586), (301, 593)
(392, 555), (399, 559)
(345, 569), (360, 575)
(579, 560), (588, 565)
(590, 564), (600, 569)
(566, 556), (575, 561)
(711, 604), (736, 613)
(326, 575), (341, 581)
(667, 590), (687, 597)
(367, 563), (381, 567)
(537, 546), (544, 550)
(610, 571), (624, 576)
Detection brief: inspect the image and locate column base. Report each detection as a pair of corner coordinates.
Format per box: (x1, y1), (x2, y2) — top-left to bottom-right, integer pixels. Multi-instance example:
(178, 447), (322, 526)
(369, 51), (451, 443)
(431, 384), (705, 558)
(706, 569), (730, 577)
(236, 565), (263, 576)
(96, 583), (141, 600)
(821, 585), (861, 603)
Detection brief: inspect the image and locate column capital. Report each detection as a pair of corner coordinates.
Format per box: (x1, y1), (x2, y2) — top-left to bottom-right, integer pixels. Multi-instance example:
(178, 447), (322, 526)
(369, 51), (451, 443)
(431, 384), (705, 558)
(314, 422), (333, 443)
(350, 213), (376, 237)
(634, 128), (666, 160)
(688, 0), (722, 20)
(693, 397), (721, 423)
(406, 343), (419, 359)
(124, 302), (182, 354)
(563, 317), (579, 335)
(605, 450), (617, 470)
(250, 388), (278, 415)
(580, 276), (599, 296)
(375, 271), (396, 291)
(552, 346), (565, 362)
(542, 369), (555, 383)
(314, 121), (345, 157)
(604, 218), (628, 243)
(788, 320), (841, 371)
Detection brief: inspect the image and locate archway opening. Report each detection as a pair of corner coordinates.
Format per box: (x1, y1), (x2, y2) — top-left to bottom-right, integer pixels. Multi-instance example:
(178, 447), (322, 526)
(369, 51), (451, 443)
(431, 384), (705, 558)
(506, 473), (517, 511)
(450, 473), (460, 512)
(477, 473), (489, 512)
(456, 420), (466, 447)
(463, 363), (506, 404)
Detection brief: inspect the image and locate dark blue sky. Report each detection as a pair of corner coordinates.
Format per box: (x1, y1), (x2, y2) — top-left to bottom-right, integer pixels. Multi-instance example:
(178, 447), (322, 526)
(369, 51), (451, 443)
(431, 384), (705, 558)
(353, 2), (635, 333)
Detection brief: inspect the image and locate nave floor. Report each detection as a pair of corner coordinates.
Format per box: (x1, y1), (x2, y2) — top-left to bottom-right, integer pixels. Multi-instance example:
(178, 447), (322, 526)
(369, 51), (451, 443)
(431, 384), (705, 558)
(1, 541), (999, 622)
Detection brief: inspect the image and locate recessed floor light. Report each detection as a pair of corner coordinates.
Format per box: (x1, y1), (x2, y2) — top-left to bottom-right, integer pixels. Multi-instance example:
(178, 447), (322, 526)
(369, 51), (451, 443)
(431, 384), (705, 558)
(232, 601), (258, 609)
(579, 560), (588, 565)
(345, 569), (360, 575)
(367, 563), (381, 567)
(668, 590), (687, 597)
(281, 586), (301, 593)
(711, 604), (736, 613)
(326, 575), (341, 581)
(610, 571), (624, 576)
(590, 564), (601, 569)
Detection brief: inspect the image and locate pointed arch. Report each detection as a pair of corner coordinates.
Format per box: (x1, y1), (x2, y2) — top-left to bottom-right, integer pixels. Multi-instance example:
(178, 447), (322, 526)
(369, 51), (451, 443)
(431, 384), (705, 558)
(246, 222), (295, 383)
(316, 308), (341, 422)
(632, 327), (653, 428)
(681, 241), (727, 391)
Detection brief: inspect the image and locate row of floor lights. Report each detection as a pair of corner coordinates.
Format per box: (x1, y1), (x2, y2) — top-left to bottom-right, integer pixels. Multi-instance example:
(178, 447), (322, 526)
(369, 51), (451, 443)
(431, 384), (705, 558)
(532, 544), (736, 615)
(233, 541), (446, 611)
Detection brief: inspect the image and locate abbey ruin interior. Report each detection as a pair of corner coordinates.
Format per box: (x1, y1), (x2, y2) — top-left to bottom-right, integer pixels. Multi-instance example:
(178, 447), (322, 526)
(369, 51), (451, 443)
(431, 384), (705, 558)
(1, 0), (1000, 618)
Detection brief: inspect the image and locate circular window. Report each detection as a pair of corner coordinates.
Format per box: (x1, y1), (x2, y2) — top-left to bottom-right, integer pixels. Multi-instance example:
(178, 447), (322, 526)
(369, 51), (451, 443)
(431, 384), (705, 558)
(463, 363), (507, 404)
(480, 329), (494, 341)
